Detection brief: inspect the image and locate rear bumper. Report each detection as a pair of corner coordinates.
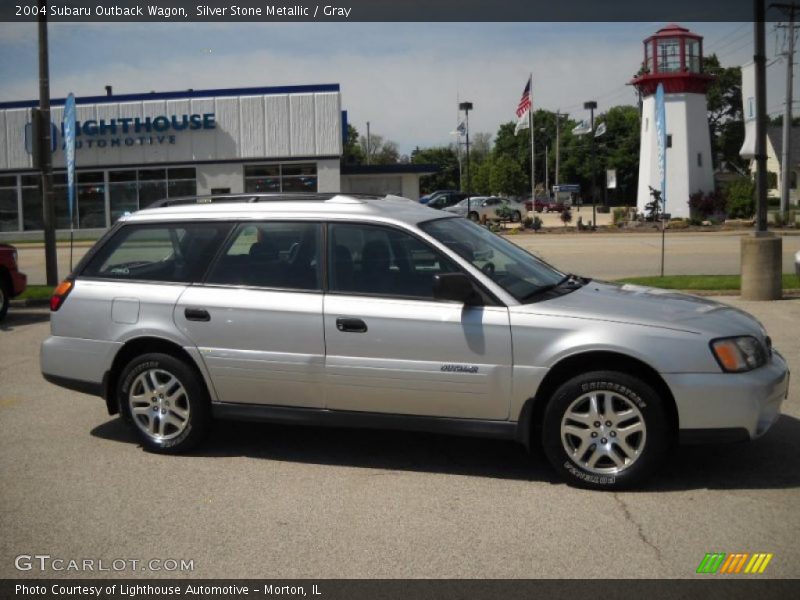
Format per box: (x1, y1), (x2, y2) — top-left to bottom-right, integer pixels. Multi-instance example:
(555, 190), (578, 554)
(40, 335), (120, 395)
(667, 351), (790, 441)
(10, 269), (26, 297)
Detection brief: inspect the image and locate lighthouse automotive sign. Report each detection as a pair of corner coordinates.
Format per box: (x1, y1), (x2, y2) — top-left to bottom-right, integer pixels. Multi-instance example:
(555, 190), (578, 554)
(26, 112), (217, 153)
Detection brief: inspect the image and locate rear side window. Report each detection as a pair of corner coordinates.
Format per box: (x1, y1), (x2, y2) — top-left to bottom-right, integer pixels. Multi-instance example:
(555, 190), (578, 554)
(205, 222), (322, 291)
(82, 222), (231, 283)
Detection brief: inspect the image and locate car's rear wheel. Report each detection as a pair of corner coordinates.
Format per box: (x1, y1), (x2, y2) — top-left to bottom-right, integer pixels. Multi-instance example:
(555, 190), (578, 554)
(118, 353), (211, 453)
(511, 211), (522, 223)
(0, 278), (9, 322)
(541, 370), (670, 490)
(468, 211), (479, 222)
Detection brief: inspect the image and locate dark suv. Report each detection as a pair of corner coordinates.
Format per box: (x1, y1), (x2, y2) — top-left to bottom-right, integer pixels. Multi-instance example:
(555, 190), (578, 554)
(427, 191), (468, 210)
(0, 243), (27, 321)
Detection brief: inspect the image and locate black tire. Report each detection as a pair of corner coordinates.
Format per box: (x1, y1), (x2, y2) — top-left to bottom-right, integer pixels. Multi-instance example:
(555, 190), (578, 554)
(0, 277), (9, 322)
(468, 211), (479, 222)
(117, 353), (211, 453)
(541, 371), (670, 490)
(511, 211), (522, 223)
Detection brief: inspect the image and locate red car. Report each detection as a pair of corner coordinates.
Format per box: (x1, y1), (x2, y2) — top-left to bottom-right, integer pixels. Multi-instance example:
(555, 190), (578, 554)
(0, 243), (27, 321)
(525, 198), (566, 213)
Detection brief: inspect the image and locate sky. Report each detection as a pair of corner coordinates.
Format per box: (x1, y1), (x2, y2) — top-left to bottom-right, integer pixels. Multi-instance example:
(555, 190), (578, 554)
(0, 21), (796, 154)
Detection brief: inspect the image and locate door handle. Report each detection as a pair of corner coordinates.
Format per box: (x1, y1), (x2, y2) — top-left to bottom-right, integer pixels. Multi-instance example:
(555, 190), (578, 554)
(336, 317), (367, 333)
(184, 308), (211, 322)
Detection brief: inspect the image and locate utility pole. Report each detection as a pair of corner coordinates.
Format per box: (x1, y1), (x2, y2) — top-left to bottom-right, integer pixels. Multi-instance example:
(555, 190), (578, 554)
(775, 2), (798, 220)
(459, 102), (473, 217)
(585, 101), (598, 228)
(366, 121), (371, 165)
(741, 0), (783, 301)
(555, 110), (561, 189)
(38, 0), (58, 285)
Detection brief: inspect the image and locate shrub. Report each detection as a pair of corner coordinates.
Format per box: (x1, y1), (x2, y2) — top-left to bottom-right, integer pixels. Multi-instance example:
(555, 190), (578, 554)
(560, 209), (573, 226)
(725, 177), (755, 219)
(495, 204), (515, 223)
(531, 215), (543, 231)
(612, 207), (627, 224)
(689, 189), (727, 219)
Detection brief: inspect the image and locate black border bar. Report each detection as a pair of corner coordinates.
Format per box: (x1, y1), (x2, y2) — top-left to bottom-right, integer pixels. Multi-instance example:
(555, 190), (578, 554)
(0, 0), (783, 23)
(3, 579), (800, 599)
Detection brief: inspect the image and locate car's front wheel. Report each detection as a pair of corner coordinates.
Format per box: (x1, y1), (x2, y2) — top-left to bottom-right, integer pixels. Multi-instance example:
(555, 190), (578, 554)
(541, 371), (670, 490)
(511, 211), (522, 223)
(118, 353), (211, 453)
(468, 211), (479, 222)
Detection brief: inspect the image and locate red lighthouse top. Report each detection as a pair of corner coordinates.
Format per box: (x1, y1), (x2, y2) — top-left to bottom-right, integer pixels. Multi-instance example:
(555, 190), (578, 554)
(631, 24), (713, 96)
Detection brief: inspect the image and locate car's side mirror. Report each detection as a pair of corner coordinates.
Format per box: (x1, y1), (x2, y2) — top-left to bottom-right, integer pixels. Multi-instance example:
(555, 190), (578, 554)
(433, 273), (480, 305)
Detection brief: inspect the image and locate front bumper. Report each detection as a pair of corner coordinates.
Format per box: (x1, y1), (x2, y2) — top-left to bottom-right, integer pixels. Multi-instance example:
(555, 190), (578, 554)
(665, 351), (789, 441)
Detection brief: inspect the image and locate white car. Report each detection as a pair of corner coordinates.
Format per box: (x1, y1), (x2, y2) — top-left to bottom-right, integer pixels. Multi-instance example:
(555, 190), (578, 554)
(444, 196), (527, 223)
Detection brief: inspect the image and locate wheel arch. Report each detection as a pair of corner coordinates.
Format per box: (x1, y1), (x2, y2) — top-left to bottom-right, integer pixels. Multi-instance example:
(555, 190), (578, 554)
(104, 336), (208, 416)
(517, 350), (679, 449)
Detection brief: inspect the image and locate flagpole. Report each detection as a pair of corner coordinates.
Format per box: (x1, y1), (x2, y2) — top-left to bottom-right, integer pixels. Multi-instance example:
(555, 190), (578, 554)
(529, 74), (535, 200)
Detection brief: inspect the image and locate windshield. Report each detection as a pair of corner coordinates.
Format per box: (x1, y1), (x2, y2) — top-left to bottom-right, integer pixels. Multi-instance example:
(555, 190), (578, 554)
(420, 217), (565, 302)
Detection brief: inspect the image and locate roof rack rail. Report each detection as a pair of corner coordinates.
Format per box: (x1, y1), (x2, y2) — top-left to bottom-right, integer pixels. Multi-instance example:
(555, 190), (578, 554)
(145, 192), (385, 209)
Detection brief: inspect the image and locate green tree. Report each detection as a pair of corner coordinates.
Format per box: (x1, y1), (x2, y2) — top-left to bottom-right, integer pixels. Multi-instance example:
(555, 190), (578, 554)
(411, 145), (459, 193)
(359, 132), (400, 165)
(490, 155), (527, 196)
(342, 124), (365, 165)
(596, 105), (641, 204)
(704, 54), (746, 174)
(471, 157), (493, 195)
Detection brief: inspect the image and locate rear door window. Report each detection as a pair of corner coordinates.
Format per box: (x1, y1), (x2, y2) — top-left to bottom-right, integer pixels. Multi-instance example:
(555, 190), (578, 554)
(82, 222), (232, 283)
(205, 222), (322, 291)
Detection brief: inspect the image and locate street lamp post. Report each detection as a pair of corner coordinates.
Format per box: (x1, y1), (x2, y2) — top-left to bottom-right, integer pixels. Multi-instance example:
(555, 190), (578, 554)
(584, 100), (598, 229)
(459, 101), (473, 218)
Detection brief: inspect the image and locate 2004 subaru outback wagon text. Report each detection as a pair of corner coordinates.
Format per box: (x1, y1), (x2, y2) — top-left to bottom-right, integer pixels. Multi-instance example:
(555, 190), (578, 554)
(41, 193), (790, 490)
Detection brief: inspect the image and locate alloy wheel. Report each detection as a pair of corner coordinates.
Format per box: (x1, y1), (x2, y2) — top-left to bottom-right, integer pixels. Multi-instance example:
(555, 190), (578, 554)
(560, 390), (647, 475)
(128, 368), (191, 442)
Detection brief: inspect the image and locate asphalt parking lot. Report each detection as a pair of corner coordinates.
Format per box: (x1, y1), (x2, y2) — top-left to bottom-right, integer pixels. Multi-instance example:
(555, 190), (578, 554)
(1, 296), (798, 579)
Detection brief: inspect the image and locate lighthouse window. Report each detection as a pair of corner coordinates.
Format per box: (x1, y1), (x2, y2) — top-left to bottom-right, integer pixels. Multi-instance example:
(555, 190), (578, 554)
(686, 39), (701, 72)
(657, 38), (681, 73)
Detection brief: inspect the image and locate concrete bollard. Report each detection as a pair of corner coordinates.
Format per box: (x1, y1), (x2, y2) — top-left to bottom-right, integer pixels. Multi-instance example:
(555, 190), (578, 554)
(740, 233), (783, 300)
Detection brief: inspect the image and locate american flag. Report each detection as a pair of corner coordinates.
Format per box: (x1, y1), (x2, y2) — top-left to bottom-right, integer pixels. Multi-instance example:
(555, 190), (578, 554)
(516, 76), (532, 119)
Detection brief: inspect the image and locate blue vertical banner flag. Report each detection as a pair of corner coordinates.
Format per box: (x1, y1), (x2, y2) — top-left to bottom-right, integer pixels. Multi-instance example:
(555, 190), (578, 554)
(655, 83), (666, 210)
(63, 93), (77, 229)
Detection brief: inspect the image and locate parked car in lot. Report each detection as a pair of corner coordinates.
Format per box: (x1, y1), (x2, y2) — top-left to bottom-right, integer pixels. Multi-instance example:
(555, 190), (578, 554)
(0, 243), (27, 321)
(445, 196), (527, 222)
(525, 197), (566, 213)
(420, 189), (462, 205)
(40, 193), (789, 489)
(425, 191), (467, 210)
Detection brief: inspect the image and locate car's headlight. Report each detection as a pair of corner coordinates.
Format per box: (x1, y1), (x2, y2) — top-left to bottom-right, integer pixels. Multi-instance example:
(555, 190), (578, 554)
(710, 336), (767, 372)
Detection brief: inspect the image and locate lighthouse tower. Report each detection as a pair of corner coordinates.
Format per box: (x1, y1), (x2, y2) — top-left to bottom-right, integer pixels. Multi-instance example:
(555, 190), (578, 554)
(632, 24), (714, 219)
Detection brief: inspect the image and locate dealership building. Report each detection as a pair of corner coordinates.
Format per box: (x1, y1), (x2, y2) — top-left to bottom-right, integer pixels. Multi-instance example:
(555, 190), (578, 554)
(0, 83), (434, 240)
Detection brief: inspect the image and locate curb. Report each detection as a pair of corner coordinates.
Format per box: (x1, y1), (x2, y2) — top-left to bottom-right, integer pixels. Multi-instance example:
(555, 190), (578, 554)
(10, 298), (51, 308)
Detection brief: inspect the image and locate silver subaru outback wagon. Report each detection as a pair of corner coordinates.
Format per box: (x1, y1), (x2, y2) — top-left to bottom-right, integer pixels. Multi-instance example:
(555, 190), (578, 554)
(41, 193), (789, 490)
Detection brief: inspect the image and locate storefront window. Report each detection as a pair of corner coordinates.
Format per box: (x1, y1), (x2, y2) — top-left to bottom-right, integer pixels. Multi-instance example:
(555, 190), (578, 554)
(78, 175), (106, 229)
(244, 163), (317, 193)
(22, 176), (42, 231)
(167, 167), (197, 199)
(109, 170), (138, 223)
(0, 176), (19, 232)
